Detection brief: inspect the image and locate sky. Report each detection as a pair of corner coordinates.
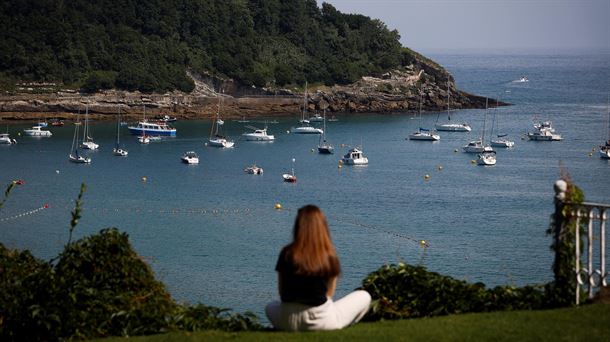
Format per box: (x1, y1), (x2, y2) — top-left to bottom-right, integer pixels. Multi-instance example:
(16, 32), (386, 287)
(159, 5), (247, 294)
(316, 0), (610, 53)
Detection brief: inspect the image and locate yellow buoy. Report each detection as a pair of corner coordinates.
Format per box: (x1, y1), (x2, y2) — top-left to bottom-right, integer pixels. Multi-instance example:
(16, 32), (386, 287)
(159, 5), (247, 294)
(424, 174), (430, 180)
(142, 176), (147, 182)
(274, 203), (282, 210)
(470, 159), (476, 164)
(338, 164), (342, 169)
(420, 240), (426, 246)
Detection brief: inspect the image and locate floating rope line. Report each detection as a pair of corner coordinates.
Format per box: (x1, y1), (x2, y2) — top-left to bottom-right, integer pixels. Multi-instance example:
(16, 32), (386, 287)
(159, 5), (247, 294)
(0, 204), (49, 222)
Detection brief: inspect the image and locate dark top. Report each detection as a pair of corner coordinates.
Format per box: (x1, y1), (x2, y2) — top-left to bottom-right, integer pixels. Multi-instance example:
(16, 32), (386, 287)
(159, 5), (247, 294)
(275, 247), (329, 306)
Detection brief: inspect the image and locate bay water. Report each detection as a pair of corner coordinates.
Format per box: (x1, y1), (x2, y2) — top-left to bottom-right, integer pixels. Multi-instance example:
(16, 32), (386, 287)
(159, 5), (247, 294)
(1, 52), (609, 318)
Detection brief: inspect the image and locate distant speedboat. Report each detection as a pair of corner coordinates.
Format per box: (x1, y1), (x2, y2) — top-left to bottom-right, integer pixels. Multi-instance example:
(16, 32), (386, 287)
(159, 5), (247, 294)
(477, 151), (497, 166)
(0, 133), (17, 144)
(23, 125), (52, 137)
(516, 76), (529, 83)
(242, 125), (275, 141)
(244, 164), (264, 174)
(181, 151), (199, 164)
(341, 147), (368, 165)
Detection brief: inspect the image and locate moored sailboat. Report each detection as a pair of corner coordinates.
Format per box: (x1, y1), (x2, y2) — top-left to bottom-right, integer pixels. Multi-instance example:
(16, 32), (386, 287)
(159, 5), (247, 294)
(69, 115), (91, 164)
(113, 106), (128, 156)
(317, 109), (334, 154)
(208, 91), (235, 148)
(435, 81), (472, 132)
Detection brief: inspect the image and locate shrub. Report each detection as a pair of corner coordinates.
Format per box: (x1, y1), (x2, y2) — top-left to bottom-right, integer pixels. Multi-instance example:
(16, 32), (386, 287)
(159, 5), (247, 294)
(361, 262), (546, 321)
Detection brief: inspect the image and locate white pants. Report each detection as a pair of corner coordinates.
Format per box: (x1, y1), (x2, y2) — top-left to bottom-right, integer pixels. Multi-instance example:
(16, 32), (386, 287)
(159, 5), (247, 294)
(265, 290), (371, 331)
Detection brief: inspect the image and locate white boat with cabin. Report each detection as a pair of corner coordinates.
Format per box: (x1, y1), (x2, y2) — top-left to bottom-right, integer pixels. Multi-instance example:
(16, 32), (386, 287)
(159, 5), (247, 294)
(242, 125), (275, 141)
(341, 147), (368, 165)
(527, 121), (562, 141)
(0, 133), (17, 144)
(24, 125), (52, 137)
(181, 151), (199, 164)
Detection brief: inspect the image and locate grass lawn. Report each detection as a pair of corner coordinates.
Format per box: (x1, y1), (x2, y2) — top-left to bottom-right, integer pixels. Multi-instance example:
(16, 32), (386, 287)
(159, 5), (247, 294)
(102, 303), (609, 341)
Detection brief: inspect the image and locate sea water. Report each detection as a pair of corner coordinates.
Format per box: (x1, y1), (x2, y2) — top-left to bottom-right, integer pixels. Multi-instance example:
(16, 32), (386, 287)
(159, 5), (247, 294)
(1, 52), (609, 318)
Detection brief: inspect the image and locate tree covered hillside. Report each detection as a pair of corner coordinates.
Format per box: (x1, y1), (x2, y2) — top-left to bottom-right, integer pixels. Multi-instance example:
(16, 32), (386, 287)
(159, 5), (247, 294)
(0, 0), (420, 93)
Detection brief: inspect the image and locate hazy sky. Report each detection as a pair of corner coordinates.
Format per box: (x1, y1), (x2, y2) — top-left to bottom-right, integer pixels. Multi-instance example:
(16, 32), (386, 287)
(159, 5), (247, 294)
(317, 0), (609, 53)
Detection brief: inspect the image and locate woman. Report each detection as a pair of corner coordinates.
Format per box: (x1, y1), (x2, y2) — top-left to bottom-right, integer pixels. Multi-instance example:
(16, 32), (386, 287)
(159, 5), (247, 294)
(265, 205), (371, 331)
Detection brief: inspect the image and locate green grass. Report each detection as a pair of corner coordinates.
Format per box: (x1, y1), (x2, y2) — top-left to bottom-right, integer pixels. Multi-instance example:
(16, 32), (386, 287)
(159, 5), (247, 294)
(101, 304), (609, 341)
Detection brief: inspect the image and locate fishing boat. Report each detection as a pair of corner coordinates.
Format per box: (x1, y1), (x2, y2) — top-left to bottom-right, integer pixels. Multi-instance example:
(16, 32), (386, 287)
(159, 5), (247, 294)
(463, 98), (494, 153)
(242, 125), (275, 141)
(408, 91), (440, 141)
(244, 164), (264, 174)
(181, 151), (199, 164)
(81, 105), (99, 150)
(68, 116), (91, 164)
(128, 105), (177, 136)
(208, 93), (235, 148)
(113, 106), (128, 156)
(317, 110), (334, 154)
(527, 121), (562, 141)
(435, 81), (472, 132)
(23, 125), (52, 137)
(282, 158), (297, 182)
(477, 151), (497, 166)
(341, 147), (368, 165)
(291, 82), (323, 134)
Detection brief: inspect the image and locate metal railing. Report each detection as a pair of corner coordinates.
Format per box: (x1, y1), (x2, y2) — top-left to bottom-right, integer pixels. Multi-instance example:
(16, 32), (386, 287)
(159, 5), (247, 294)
(554, 180), (609, 304)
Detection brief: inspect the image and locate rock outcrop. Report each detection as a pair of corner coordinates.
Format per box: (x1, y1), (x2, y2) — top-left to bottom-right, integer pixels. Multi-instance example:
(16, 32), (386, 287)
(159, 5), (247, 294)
(0, 65), (505, 122)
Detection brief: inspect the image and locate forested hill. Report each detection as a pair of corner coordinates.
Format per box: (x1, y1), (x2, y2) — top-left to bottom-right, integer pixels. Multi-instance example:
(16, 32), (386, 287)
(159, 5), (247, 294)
(0, 0), (444, 94)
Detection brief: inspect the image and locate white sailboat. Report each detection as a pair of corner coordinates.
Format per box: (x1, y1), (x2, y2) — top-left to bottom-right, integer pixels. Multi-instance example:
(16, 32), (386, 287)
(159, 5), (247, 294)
(408, 90), (440, 141)
(435, 81), (472, 132)
(282, 158), (297, 182)
(490, 99), (515, 148)
(208, 92), (235, 148)
(138, 105), (150, 144)
(0, 126), (17, 144)
(69, 115), (91, 164)
(113, 106), (128, 156)
(291, 82), (323, 134)
(81, 105), (99, 150)
(463, 98), (494, 153)
(317, 109), (334, 154)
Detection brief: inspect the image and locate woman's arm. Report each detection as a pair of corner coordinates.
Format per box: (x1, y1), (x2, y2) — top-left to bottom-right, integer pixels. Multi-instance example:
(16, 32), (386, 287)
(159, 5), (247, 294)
(327, 276), (337, 298)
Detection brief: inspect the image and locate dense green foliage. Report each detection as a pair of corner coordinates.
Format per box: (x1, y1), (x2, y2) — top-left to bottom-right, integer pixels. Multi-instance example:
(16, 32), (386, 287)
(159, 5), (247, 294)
(0, 229), (262, 340)
(0, 0), (411, 93)
(361, 263), (548, 321)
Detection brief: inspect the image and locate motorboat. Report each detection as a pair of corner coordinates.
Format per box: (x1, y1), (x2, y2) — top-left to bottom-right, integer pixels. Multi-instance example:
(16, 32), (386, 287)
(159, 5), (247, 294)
(244, 164), (264, 174)
(599, 142), (610, 159)
(181, 151), (199, 164)
(242, 125), (275, 141)
(477, 151), (497, 166)
(157, 115), (177, 123)
(516, 76), (529, 83)
(291, 125), (323, 134)
(113, 148), (128, 156)
(527, 121), (561, 141)
(23, 125), (52, 137)
(0, 133), (17, 144)
(463, 140), (494, 153)
(435, 82), (471, 132)
(50, 119), (64, 126)
(341, 147), (368, 165)
(37, 121), (48, 127)
(129, 121), (176, 136)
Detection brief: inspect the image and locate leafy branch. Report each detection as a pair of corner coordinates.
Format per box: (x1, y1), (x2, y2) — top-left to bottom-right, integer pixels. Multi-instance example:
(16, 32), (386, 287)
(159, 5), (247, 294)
(0, 181), (18, 211)
(68, 183), (87, 245)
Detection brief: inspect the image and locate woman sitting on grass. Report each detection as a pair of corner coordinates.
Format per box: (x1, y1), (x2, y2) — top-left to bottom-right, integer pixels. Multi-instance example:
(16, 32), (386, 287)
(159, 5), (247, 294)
(265, 205), (371, 331)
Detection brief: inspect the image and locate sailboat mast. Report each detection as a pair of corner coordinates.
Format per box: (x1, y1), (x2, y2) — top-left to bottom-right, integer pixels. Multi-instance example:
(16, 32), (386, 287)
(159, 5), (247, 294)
(303, 81), (308, 121)
(116, 106), (121, 147)
(482, 98), (488, 142)
(447, 80), (450, 121)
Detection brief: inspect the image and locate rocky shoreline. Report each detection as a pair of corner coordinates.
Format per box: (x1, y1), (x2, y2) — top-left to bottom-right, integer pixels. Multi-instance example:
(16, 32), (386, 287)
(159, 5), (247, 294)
(0, 68), (507, 123)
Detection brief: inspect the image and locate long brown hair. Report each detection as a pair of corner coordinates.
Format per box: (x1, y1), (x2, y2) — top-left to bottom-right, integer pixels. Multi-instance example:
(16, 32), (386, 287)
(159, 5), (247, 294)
(286, 205), (340, 277)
